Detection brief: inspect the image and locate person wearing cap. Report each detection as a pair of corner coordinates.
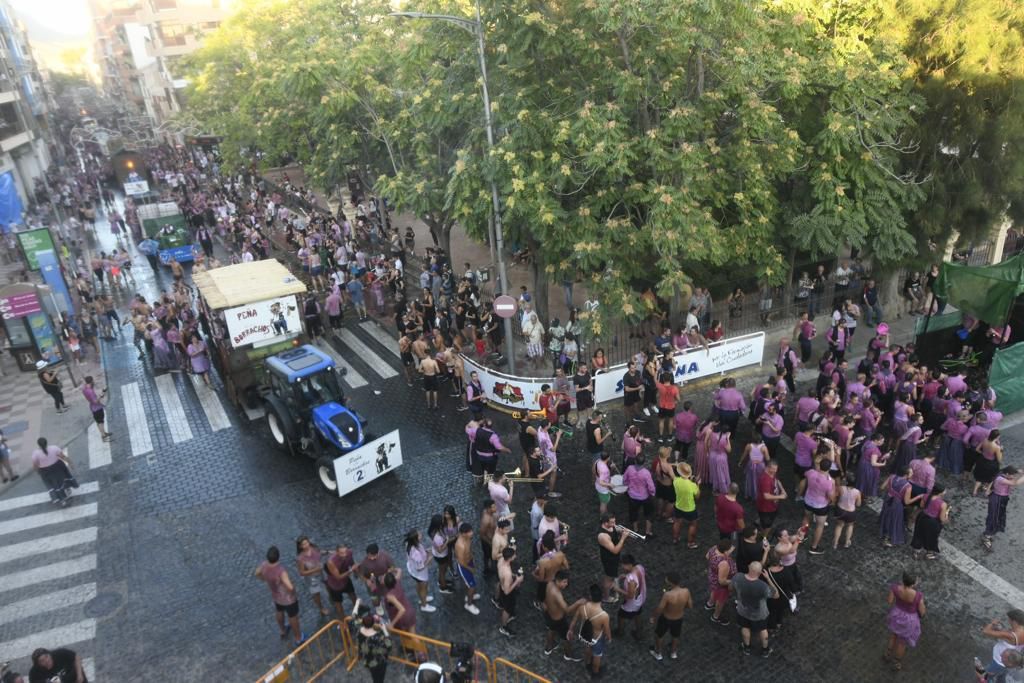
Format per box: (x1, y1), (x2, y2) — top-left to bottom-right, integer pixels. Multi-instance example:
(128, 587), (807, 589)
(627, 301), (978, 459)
(36, 360), (67, 413)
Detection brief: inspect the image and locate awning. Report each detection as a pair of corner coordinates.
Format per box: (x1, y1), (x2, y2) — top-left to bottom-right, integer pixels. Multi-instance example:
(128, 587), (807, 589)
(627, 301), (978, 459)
(193, 259), (307, 310)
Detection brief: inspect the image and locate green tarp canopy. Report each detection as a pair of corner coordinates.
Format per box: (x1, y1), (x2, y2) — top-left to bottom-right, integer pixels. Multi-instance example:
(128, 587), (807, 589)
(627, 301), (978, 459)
(933, 252), (1024, 326)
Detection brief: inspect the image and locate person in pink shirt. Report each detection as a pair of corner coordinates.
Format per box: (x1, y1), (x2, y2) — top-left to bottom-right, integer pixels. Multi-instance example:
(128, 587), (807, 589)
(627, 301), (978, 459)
(802, 459), (836, 555)
(796, 389), (820, 430)
(325, 289), (343, 333)
(907, 454), (937, 527)
(945, 370), (968, 397)
(673, 401), (699, 461)
(983, 466), (1024, 551)
(714, 378), (747, 434)
(255, 545), (304, 645)
(961, 415), (992, 482)
(623, 454), (656, 538)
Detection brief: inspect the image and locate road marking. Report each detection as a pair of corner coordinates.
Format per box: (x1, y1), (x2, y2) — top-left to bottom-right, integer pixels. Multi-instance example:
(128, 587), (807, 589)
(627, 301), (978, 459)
(83, 657), (95, 681)
(321, 339), (368, 389)
(0, 584), (97, 626)
(0, 619), (96, 661)
(336, 329), (398, 379)
(121, 381), (153, 456)
(190, 374), (232, 431)
(359, 320), (401, 358)
(0, 527), (98, 565)
(865, 498), (1024, 609)
(155, 373), (194, 443)
(0, 482), (99, 514)
(0, 503), (98, 538)
(1, 554), (97, 592)
(87, 423), (111, 469)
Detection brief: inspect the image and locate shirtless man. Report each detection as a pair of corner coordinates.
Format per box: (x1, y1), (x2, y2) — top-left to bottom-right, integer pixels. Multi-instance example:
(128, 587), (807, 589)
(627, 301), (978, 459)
(533, 531), (569, 611)
(648, 571), (693, 661)
(419, 352), (441, 410)
(544, 570), (585, 660)
(169, 256), (185, 284)
(411, 333), (431, 370)
(570, 584), (612, 678)
(453, 522), (480, 615)
(399, 332), (415, 386)
(490, 519), (512, 606)
(497, 546), (525, 638)
(478, 500), (497, 578)
(127, 312), (149, 360)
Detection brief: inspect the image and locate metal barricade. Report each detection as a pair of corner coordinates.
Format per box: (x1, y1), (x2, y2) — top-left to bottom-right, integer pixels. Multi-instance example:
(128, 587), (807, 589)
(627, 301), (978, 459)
(383, 626), (491, 683)
(257, 619), (355, 683)
(492, 658), (554, 683)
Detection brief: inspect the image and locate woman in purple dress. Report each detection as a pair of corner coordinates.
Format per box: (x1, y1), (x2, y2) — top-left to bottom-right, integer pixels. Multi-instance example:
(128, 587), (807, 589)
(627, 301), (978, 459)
(880, 466), (921, 547)
(706, 424), (732, 496)
(910, 485), (950, 560)
(982, 466), (1024, 552)
(892, 414), (926, 474)
(187, 332), (212, 386)
(693, 419), (715, 487)
(937, 409), (969, 474)
(738, 433), (768, 500)
(884, 571), (926, 672)
(856, 433), (888, 497)
(147, 322), (180, 372)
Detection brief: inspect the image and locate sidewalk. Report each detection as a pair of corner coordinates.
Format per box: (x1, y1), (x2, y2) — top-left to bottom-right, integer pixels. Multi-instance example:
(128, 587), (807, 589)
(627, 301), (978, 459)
(0, 250), (105, 496)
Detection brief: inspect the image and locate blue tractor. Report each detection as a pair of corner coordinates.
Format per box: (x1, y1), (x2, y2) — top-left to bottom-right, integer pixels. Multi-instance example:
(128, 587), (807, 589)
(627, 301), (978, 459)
(263, 345), (371, 492)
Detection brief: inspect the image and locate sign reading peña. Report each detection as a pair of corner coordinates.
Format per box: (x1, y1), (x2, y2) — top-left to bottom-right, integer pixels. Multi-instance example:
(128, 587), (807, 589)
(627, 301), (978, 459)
(223, 294), (302, 348)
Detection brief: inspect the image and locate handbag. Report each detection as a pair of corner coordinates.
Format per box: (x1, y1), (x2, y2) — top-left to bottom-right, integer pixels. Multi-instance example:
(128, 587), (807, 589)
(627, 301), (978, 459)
(768, 569), (798, 613)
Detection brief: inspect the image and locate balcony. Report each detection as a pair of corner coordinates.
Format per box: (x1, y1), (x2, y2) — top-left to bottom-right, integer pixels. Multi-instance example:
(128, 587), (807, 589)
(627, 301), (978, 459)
(0, 129), (32, 152)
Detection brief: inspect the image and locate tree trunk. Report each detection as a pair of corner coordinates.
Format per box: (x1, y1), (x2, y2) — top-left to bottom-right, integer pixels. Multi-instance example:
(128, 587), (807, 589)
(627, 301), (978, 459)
(527, 234), (550, 325)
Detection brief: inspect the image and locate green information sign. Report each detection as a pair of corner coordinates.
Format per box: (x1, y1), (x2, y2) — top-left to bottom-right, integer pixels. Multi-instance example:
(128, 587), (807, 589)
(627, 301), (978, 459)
(16, 228), (55, 271)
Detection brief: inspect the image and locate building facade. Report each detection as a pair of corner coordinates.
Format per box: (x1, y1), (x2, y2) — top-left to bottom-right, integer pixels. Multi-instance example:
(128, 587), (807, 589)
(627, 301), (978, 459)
(0, 1), (52, 210)
(90, 0), (230, 137)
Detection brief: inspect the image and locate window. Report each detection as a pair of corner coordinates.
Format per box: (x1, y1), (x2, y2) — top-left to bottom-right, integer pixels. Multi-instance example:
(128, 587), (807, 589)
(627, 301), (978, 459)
(158, 22), (188, 46)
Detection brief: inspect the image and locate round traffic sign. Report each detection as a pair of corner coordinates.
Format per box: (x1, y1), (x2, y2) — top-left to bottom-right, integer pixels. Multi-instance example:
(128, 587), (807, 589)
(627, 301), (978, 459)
(493, 294), (518, 319)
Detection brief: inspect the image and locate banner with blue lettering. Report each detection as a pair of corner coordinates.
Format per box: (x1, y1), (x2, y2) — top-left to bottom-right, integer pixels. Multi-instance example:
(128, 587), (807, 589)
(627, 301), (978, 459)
(0, 171), (23, 231)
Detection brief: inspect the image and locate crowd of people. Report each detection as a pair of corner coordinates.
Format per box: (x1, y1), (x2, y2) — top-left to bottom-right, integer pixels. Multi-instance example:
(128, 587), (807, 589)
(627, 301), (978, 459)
(15, 140), (1020, 681)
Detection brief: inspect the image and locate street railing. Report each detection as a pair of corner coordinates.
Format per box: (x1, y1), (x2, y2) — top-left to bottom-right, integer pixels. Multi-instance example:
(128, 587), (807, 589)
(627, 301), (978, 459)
(259, 620), (353, 683)
(491, 658), (554, 683)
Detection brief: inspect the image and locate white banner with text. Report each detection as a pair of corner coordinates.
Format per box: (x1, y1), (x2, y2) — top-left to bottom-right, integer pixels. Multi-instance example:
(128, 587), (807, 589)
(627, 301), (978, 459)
(332, 429), (403, 497)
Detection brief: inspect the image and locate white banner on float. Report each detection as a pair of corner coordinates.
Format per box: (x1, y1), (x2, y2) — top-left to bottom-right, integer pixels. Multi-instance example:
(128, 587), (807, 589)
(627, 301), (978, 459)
(592, 332), (765, 404)
(460, 356), (555, 412)
(223, 294), (302, 348)
(332, 430), (403, 497)
(459, 331), (764, 412)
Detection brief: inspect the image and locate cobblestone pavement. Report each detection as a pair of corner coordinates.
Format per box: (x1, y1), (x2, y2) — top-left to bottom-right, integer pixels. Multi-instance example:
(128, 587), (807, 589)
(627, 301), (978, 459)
(1, 205), (1022, 682)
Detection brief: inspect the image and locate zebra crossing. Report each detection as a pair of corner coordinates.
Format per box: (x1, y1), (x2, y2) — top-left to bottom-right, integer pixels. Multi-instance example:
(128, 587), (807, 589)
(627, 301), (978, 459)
(76, 318), (404, 464)
(0, 483), (100, 679)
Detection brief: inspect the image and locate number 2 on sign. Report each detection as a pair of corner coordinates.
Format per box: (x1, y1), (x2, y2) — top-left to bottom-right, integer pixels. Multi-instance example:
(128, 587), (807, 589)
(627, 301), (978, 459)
(355, 470), (364, 481)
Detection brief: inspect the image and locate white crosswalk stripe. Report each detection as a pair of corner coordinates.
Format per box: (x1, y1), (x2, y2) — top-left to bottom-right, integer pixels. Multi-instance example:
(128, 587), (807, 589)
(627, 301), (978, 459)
(336, 328), (399, 379)
(190, 374), (232, 431)
(121, 381), (154, 456)
(87, 423), (111, 469)
(359, 320), (402, 358)
(155, 373), (194, 442)
(320, 339), (368, 388)
(0, 584), (98, 625)
(0, 619), (97, 662)
(0, 527), (98, 565)
(0, 503), (97, 537)
(0, 482), (99, 514)
(0, 482), (102, 673)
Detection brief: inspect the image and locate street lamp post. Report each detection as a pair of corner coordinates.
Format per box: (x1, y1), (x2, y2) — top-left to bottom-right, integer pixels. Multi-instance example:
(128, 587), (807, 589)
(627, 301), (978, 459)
(390, 1), (517, 373)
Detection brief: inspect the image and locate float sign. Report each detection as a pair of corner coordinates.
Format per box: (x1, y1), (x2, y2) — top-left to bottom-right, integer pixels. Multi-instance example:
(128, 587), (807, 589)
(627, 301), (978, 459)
(124, 180), (150, 196)
(224, 294), (302, 348)
(333, 430), (403, 497)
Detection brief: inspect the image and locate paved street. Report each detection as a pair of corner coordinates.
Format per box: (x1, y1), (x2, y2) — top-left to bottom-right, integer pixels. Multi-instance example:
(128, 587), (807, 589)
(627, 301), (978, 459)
(1, 210), (1022, 683)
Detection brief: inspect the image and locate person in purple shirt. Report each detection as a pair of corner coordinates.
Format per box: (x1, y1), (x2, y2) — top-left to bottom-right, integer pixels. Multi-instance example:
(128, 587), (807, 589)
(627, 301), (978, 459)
(945, 370), (968, 397)
(81, 376), (112, 441)
(793, 423), (817, 500)
(623, 453), (656, 537)
(796, 389), (820, 430)
(906, 454), (937, 528)
(673, 401), (700, 461)
(961, 415), (992, 482)
(794, 312), (816, 364)
(757, 402), (784, 462)
(325, 289), (344, 332)
(714, 378), (747, 435)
